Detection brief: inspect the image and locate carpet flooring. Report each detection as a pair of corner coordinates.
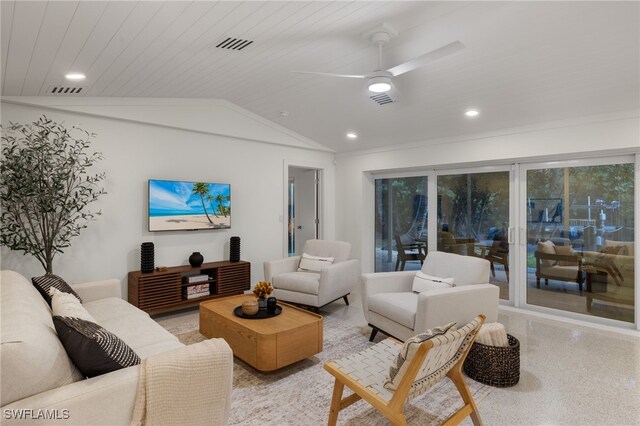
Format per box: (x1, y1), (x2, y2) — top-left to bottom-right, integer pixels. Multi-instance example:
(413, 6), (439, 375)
(172, 315), (491, 425)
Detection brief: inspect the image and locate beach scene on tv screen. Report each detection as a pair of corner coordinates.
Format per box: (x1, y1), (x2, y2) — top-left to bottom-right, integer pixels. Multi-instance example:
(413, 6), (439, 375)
(149, 180), (231, 231)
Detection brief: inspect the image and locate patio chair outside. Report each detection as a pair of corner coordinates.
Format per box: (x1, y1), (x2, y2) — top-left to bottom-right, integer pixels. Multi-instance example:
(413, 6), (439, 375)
(394, 234), (426, 271)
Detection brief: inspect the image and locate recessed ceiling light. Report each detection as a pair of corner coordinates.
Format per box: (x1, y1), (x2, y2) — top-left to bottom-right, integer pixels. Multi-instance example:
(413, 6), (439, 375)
(65, 73), (86, 81)
(346, 132), (358, 140)
(465, 109), (479, 118)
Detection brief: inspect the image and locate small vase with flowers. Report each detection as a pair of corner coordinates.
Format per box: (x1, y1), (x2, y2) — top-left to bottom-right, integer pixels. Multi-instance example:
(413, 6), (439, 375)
(253, 281), (273, 309)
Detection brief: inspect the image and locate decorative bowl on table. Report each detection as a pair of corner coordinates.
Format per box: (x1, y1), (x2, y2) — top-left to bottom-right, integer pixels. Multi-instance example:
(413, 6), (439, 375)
(241, 300), (259, 316)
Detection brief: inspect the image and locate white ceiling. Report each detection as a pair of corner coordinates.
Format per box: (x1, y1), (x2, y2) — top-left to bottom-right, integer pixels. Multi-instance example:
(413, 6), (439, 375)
(1, 1), (639, 153)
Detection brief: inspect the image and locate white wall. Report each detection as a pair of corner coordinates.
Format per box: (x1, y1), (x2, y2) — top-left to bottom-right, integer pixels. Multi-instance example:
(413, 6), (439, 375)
(0, 98), (336, 297)
(335, 111), (640, 272)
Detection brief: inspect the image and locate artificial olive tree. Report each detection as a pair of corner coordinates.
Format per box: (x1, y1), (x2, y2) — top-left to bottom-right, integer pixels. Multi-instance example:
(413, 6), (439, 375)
(0, 115), (106, 274)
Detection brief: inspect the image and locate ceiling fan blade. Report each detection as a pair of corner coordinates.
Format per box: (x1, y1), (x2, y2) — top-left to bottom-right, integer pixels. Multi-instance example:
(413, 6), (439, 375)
(387, 41), (465, 77)
(291, 70), (367, 79)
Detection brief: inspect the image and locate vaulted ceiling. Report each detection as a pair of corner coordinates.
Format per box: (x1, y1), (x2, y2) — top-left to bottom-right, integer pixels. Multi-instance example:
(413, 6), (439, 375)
(1, 1), (639, 153)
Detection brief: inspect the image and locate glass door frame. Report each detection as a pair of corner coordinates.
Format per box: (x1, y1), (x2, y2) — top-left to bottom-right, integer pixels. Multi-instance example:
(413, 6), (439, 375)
(517, 155), (638, 330)
(371, 170), (434, 273)
(435, 165), (516, 306)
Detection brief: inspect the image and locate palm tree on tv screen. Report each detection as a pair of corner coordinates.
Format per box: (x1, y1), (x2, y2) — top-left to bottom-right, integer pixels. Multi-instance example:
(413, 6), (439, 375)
(192, 182), (213, 223)
(215, 193), (230, 217)
(206, 194), (220, 218)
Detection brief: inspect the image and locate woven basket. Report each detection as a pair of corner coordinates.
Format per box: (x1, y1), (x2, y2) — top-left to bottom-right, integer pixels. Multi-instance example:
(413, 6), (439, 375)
(463, 334), (520, 387)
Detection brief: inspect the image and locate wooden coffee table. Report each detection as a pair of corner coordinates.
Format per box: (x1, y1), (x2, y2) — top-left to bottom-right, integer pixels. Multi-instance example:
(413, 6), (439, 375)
(199, 294), (323, 372)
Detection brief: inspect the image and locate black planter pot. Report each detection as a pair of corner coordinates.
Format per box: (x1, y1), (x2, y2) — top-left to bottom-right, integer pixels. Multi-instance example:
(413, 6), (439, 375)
(189, 251), (204, 267)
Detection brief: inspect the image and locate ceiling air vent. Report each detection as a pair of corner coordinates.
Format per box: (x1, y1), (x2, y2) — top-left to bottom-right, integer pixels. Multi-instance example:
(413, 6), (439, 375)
(215, 37), (254, 51)
(48, 86), (84, 95)
(369, 92), (395, 106)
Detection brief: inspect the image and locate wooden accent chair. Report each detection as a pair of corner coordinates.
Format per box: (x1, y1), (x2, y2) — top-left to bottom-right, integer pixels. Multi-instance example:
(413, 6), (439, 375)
(534, 239), (584, 292)
(437, 231), (477, 257)
(394, 234), (426, 271)
(482, 240), (509, 282)
(324, 315), (486, 426)
(534, 250), (584, 291)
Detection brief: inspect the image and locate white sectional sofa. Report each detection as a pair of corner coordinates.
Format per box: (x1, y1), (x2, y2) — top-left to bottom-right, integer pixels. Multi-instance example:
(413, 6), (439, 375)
(0, 270), (233, 425)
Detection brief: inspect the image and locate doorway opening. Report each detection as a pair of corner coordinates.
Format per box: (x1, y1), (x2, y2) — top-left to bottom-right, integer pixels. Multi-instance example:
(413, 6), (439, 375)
(288, 166), (320, 256)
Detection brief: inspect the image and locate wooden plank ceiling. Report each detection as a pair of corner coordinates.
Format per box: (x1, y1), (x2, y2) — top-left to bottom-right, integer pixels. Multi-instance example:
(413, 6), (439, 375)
(1, 1), (638, 152)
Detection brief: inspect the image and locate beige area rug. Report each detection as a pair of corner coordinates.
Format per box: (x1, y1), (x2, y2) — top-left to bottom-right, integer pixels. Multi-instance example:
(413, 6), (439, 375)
(173, 315), (492, 425)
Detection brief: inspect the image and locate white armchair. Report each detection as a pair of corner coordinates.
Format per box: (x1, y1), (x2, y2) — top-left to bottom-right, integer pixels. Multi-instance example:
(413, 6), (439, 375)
(264, 240), (359, 312)
(362, 251), (499, 341)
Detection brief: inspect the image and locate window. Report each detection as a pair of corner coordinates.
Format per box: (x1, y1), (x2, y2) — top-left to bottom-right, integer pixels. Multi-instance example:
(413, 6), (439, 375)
(525, 161), (635, 323)
(374, 176), (428, 272)
(437, 171), (511, 300)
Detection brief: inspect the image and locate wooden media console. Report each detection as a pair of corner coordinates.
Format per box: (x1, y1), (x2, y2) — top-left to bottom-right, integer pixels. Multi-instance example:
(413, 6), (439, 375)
(128, 260), (250, 314)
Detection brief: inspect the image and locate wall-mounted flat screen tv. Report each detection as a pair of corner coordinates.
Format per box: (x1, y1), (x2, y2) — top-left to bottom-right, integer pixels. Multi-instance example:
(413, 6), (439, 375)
(148, 179), (231, 231)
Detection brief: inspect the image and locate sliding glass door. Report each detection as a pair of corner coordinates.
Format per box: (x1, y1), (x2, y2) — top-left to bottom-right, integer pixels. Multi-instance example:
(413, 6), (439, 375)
(437, 169), (512, 300)
(374, 175), (428, 272)
(371, 156), (636, 328)
(521, 158), (635, 323)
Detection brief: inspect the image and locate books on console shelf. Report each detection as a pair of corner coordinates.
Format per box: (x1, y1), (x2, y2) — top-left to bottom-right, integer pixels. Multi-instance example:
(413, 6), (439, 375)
(183, 283), (209, 295)
(183, 291), (210, 300)
(183, 274), (210, 284)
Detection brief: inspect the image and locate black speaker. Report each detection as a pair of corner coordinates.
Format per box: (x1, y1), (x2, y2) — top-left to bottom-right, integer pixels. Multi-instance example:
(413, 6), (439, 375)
(141, 242), (154, 273)
(230, 236), (241, 262)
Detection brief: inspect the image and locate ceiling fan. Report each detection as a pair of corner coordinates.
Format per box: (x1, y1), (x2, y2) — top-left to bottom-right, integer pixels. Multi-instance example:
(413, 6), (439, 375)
(292, 24), (464, 101)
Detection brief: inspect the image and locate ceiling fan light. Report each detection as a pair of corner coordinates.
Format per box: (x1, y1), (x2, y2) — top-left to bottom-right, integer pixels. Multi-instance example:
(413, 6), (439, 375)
(368, 76), (391, 93)
(65, 72), (86, 81)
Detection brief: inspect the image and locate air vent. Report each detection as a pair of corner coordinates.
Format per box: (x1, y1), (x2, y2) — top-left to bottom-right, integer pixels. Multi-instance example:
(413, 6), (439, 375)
(215, 37), (254, 51)
(369, 92), (395, 105)
(47, 86), (84, 95)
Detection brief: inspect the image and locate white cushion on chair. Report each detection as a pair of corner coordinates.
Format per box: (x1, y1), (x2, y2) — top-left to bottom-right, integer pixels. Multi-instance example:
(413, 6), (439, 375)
(272, 272), (320, 295)
(368, 292), (418, 329)
(412, 272), (455, 293)
(603, 240), (635, 257)
(298, 253), (334, 272)
(539, 264), (580, 279)
(537, 240), (557, 267)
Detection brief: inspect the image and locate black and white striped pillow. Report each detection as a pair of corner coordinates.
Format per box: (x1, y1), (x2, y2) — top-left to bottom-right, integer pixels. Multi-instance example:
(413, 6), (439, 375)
(32, 274), (82, 306)
(53, 316), (140, 378)
(384, 322), (457, 390)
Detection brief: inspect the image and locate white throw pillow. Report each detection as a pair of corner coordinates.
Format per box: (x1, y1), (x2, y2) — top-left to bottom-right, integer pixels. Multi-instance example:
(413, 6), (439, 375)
(537, 240), (557, 267)
(298, 253), (335, 272)
(49, 287), (96, 323)
(412, 272), (455, 293)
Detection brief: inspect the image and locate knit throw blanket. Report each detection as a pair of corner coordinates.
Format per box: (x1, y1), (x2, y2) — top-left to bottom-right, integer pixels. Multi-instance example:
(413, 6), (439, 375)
(131, 338), (233, 426)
